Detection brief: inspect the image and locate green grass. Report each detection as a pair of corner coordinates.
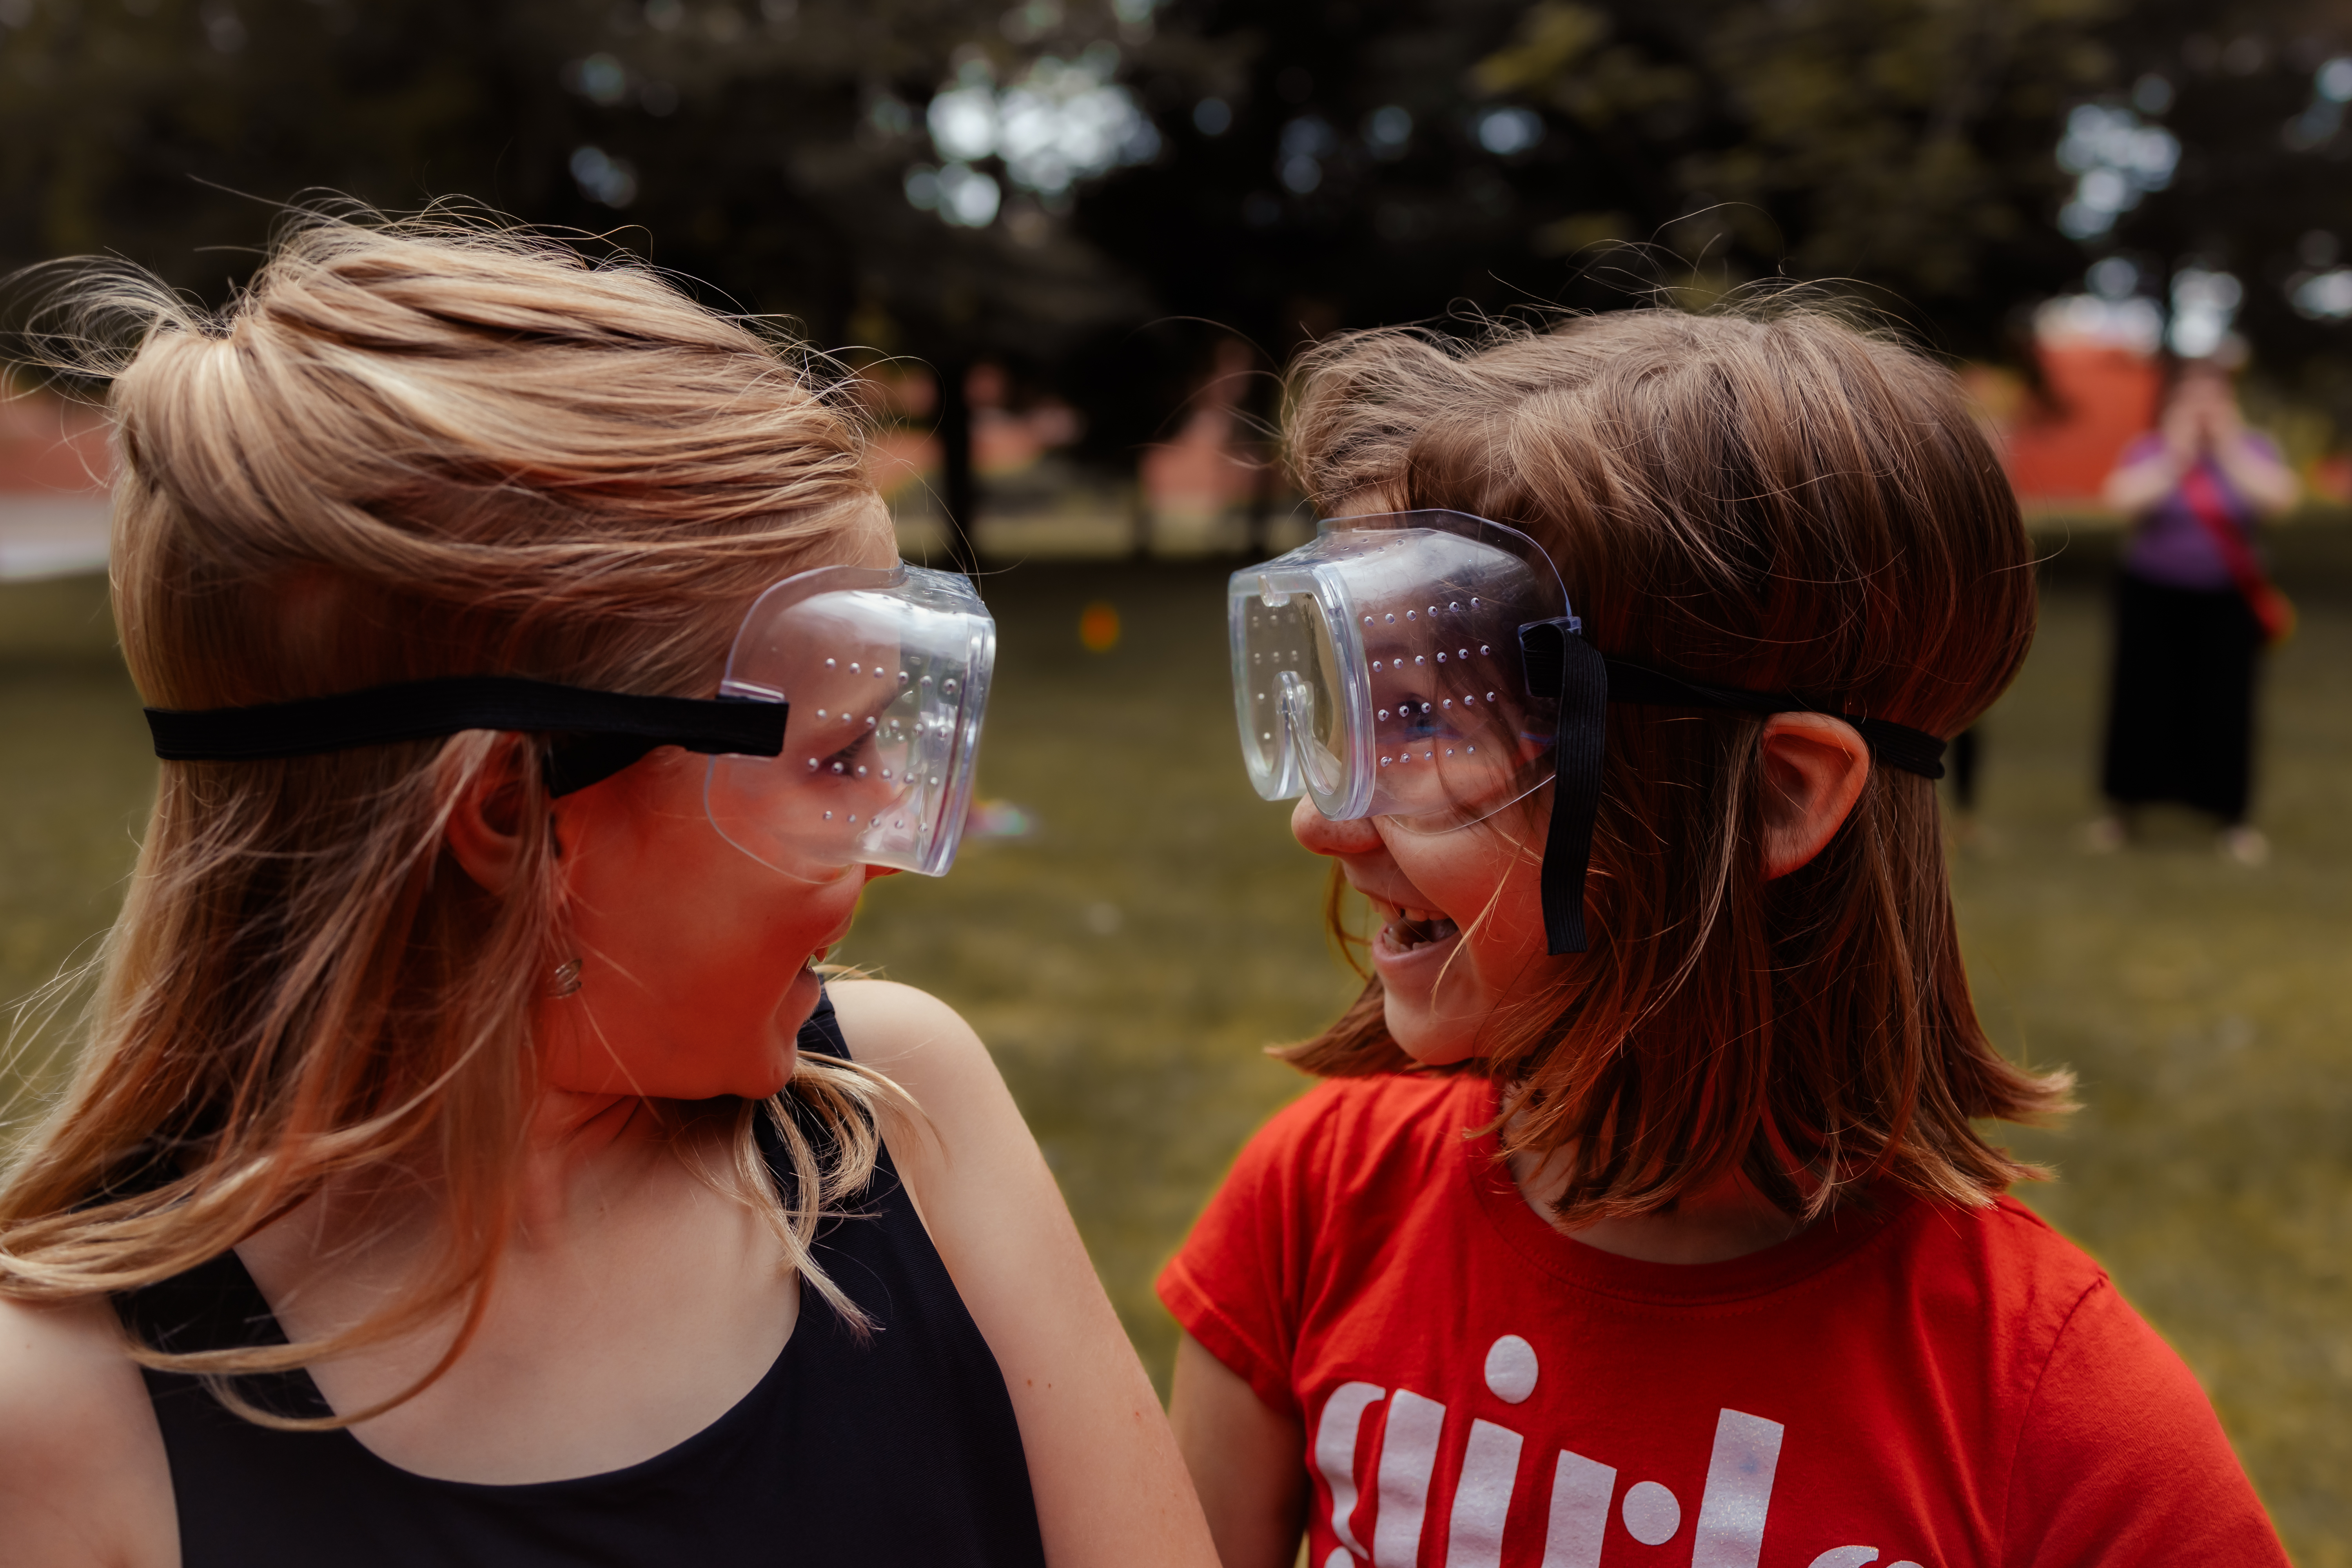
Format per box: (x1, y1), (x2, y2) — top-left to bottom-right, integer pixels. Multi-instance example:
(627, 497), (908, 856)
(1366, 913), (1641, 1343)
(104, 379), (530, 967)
(1951, 525), (2352, 1563)
(0, 576), (155, 1115)
(3, 530), (2348, 1560)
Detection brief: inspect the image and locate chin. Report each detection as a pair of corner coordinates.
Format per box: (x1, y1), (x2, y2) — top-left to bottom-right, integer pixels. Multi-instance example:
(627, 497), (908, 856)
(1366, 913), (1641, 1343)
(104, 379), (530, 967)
(1382, 996), (1484, 1067)
(740, 1044), (800, 1101)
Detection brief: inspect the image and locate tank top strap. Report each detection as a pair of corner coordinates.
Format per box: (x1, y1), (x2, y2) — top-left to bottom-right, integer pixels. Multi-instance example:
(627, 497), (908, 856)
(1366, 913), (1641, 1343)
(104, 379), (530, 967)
(115, 1234), (334, 1424)
(799, 985), (853, 1060)
(753, 988), (882, 1201)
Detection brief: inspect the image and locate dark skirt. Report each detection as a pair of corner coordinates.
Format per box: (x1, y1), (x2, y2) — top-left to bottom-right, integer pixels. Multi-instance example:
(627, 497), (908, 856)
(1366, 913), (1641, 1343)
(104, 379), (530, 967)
(2100, 569), (2261, 823)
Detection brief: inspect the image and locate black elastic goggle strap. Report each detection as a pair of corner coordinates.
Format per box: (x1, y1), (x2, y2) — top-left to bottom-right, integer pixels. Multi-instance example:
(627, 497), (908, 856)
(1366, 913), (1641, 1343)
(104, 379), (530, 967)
(143, 677), (788, 800)
(1518, 620), (1949, 956)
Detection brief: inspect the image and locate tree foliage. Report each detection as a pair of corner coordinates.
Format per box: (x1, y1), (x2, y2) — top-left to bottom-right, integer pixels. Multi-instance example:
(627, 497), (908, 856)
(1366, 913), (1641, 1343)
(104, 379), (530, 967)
(0, 0), (1171, 361)
(2083, 1), (2352, 417)
(3, 0), (2347, 458)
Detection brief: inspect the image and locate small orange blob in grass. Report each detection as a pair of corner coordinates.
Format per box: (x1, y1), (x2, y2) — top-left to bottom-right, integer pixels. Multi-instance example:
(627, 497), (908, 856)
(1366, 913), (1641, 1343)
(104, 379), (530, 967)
(1078, 601), (1121, 653)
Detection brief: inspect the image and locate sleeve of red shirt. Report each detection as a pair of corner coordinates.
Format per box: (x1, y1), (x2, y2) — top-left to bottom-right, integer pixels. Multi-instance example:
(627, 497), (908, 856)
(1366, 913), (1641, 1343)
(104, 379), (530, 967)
(2004, 1277), (2288, 1566)
(1155, 1085), (1337, 1423)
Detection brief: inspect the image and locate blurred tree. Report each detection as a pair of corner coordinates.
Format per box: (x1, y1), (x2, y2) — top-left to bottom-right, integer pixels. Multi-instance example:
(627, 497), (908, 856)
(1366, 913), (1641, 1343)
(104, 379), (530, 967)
(1081, 2), (1553, 432)
(4, 0), (2345, 509)
(1101, 0), (2117, 359)
(2072, 1), (2352, 437)
(1627, 1), (2115, 320)
(1090, 0), (2346, 455)
(1079, 0), (2110, 468)
(0, 0), (1192, 558)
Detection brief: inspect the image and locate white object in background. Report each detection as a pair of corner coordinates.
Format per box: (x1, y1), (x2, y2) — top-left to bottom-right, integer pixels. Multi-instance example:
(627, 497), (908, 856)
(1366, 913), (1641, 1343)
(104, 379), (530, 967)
(0, 496), (110, 582)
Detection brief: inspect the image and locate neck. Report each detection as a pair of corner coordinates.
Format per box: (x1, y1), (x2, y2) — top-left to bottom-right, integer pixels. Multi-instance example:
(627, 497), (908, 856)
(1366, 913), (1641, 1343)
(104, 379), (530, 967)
(1505, 1139), (1807, 1266)
(250, 1089), (687, 1292)
(507, 1089), (678, 1240)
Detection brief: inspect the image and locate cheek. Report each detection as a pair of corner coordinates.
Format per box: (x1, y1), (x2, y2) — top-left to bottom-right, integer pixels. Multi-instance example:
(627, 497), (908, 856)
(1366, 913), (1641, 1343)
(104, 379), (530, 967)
(562, 777), (847, 1000)
(602, 844), (850, 988)
(1387, 822), (1544, 933)
(1460, 887), (1549, 985)
(553, 838), (845, 1085)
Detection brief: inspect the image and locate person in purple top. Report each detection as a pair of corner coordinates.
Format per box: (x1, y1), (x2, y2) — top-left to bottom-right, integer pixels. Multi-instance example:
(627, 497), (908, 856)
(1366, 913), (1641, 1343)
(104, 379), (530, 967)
(2089, 359), (2299, 864)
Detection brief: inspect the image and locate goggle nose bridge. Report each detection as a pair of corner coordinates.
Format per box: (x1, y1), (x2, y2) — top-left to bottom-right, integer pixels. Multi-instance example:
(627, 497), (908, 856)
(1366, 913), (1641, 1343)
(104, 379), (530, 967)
(1238, 570), (1337, 805)
(1276, 668), (1351, 802)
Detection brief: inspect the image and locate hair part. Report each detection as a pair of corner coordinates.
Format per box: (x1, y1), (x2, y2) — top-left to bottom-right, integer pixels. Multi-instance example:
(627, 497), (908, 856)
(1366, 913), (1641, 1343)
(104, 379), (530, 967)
(0, 208), (905, 1426)
(1276, 301), (2073, 1225)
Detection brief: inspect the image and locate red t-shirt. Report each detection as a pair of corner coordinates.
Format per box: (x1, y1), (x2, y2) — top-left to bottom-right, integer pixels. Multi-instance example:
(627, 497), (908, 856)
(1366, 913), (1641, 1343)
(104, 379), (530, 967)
(1159, 1073), (2285, 1568)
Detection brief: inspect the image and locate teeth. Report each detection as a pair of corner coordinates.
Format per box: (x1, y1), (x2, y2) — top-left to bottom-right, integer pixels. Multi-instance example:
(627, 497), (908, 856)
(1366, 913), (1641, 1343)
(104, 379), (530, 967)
(1385, 909), (1460, 951)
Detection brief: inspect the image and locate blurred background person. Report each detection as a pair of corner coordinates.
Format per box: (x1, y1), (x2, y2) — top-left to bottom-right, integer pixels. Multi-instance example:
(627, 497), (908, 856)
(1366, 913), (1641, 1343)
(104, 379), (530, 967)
(2090, 359), (2299, 864)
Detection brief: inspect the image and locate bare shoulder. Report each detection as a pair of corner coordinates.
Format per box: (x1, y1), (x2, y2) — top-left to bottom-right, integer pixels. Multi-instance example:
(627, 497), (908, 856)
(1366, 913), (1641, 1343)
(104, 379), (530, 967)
(822, 978), (1034, 1214)
(822, 979), (1007, 1125)
(819, 978), (1064, 1313)
(0, 1293), (177, 1567)
(818, 989), (1218, 1566)
(823, 977), (980, 1063)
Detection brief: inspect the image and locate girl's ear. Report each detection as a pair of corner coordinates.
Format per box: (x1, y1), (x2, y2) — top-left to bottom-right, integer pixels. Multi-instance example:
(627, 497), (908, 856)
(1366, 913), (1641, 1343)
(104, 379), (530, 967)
(1757, 713), (1872, 880)
(444, 738), (539, 894)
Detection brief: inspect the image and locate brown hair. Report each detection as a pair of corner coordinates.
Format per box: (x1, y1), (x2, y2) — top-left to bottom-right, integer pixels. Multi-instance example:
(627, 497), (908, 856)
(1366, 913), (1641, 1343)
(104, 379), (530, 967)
(0, 211), (904, 1424)
(1278, 304), (2072, 1223)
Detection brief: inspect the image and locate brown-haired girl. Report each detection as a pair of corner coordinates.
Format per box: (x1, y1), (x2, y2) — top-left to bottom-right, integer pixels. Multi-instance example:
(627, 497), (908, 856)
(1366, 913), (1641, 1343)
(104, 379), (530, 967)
(1162, 308), (2287, 1566)
(0, 216), (1215, 1568)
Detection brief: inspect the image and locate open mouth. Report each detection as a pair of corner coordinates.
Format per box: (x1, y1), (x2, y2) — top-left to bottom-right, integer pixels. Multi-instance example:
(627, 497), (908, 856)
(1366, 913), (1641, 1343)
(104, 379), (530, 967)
(1383, 907), (1461, 953)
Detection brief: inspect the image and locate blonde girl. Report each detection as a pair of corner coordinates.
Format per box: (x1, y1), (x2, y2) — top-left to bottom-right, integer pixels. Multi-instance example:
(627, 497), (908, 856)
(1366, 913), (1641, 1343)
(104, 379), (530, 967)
(1162, 308), (2286, 1567)
(0, 216), (1214, 1568)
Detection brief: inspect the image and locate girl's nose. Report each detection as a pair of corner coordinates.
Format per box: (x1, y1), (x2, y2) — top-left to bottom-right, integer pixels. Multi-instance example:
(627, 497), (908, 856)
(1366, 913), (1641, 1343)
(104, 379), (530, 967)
(1291, 796), (1385, 857)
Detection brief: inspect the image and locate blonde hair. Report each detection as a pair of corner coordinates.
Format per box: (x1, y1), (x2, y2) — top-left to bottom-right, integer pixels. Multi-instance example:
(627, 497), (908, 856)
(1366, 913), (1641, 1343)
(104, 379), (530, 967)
(1280, 305), (2073, 1224)
(0, 211), (904, 1425)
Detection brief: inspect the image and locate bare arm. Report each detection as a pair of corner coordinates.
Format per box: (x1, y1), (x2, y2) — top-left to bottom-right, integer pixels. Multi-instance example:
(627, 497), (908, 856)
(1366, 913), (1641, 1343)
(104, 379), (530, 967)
(0, 1295), (178, 1568)
(2210, 433), (2300, 515)
(1169, 1332), (1307, 1568)
(828, 980), (1217, 1568)
(2103, 444), (2185, 514)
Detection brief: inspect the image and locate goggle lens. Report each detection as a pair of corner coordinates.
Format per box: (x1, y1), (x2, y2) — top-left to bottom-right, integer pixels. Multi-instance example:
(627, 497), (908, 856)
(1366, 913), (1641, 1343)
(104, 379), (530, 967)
(708, 564), (993, 879)
(1229, 512), (1564, 831)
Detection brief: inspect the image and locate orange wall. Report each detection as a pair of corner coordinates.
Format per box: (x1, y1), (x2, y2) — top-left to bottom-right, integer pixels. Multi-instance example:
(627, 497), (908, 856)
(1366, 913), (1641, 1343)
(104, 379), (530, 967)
(1996, 341), (2163, 507)
(0, 392), (111, 495)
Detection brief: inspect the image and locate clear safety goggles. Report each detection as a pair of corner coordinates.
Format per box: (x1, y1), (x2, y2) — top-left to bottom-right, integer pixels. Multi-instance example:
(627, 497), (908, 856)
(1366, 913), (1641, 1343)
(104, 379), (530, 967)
(1229, 509), (1950, 955)
(142, 560), (997, 882)
(1231, 509), (1567, 833)
(706, 562), (994, 879)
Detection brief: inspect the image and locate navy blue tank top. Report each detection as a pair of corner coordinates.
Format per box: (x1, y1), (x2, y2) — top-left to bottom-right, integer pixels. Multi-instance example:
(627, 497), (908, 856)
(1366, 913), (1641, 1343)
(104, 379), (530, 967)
(114, 993), (1047, 1567)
